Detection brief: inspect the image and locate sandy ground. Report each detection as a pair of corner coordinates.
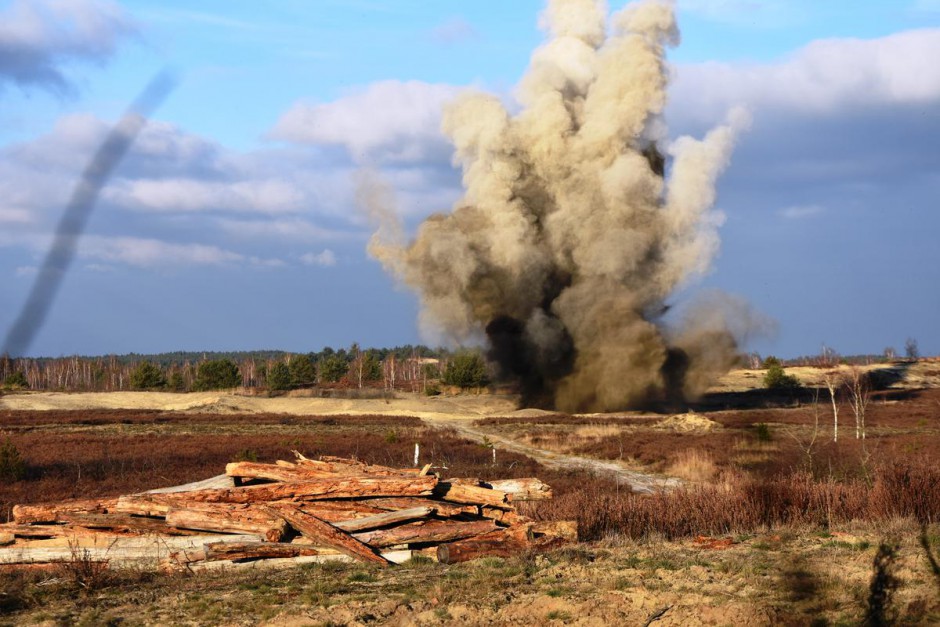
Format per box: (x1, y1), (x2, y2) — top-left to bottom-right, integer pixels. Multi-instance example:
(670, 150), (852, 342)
(0, 390), (520, 421)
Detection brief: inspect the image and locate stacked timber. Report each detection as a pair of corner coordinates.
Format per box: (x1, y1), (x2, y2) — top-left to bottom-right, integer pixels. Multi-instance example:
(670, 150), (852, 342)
(0, 454), (576, 572)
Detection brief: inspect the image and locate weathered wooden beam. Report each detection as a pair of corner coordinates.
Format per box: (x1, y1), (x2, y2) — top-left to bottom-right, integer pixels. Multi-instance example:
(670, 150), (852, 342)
(267, 505), (390, 566)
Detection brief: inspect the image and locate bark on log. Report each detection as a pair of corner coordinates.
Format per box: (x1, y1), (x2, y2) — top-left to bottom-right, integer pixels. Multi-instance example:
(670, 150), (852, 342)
(12, 498), (118, 524)
(52, 513), (196, 536)
(114, 494), (172, 517)
(436, 530), (566, 564)
(294, 454), (423, 477)
(267, 505), (389, 566)
(153, 476), (437, 504)
(0, 532), (13, 546)
(433, 482), (510, 508)
(333, 507), (434, 533)
(352, 519), (497, 548)
(165, 505), (288, 542)
(485, 478), (553, 501)
(204, 541), (323, 562)
(364, 497), (478, 518)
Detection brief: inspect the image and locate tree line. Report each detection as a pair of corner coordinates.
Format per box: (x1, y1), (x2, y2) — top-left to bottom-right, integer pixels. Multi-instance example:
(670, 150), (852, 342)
(0, 345), (489, 393)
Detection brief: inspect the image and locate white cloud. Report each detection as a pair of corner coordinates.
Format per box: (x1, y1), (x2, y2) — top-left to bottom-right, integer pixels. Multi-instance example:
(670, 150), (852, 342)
(217, 218), (357, 243)
(300, 250), (337, 267)
(671, 28), (940, 123)
(106, 178), (306, 214)
(270, 80), (462, 164)
(779, 204), (824, 219)
(79, 236), (245, 268)
(430, 17), (479, 45)
(0, 0), (135, 92)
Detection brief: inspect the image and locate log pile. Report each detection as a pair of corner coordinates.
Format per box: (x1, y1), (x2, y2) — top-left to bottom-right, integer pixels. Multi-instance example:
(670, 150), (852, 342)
(0, 454), (576, 571)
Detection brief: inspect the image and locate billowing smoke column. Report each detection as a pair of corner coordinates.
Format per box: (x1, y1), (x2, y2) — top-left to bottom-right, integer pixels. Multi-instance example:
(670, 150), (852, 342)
(369, 0), (754, 412)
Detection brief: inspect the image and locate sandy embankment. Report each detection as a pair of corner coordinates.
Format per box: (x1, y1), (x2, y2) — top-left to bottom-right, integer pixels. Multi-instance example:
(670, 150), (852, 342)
(0, 390), (521, 421)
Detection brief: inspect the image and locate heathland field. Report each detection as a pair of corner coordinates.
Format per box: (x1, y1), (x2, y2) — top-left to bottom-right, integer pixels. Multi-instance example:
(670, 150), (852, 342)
(1, 361), (940, 625)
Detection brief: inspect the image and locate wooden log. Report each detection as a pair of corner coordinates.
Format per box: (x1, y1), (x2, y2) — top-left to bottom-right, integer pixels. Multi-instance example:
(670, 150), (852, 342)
(114, 494), (172, 517)
(204, 541), (323, 562)
(0, 524), (102, 539)
(364, 497), (478, 518)
(352, 519), (498, 548)
(433, 482), (511, 509)
(12, 498), (118, 524)
(293, 453), (422, 477)
(0, 534), (261, 567)
(146, 474), (235, 494)
(170, 550), (414, 573)
(153, 476), (438, 504)
(436, 530), (567, 564)
(50, 513), (196, 536)
(485, 478), (553, 501)
(0, 532), (13, 546)
(435, 529), (527, 564)
(165, 504), (287, 542)
(226, 462), (335, 482)
(267, 505), (389, 566)
(333, 507), (434, 533)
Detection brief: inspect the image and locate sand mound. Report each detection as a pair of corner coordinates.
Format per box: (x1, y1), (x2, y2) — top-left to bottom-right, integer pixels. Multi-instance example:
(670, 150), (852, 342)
(653, 412), (720, 433)
(489, 408), (561, 419)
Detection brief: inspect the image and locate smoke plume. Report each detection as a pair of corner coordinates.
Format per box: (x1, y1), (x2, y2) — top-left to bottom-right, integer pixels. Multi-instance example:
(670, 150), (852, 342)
(368, 0), (758, 412)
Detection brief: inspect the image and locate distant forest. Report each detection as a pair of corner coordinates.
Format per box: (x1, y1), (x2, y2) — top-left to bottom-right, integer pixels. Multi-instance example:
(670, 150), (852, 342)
(0, 345), (458, 394)
(0, 343), (913, 395)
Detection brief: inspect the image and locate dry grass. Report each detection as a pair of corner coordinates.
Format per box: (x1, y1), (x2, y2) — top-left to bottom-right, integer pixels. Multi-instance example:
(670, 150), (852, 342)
(665, 449), (718, 483)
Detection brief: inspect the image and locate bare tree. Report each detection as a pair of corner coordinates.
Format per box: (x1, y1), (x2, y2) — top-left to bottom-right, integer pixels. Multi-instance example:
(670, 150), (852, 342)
(845, 366), (870, 440)
(823, 370), (841, 443)
(905, 337), (919, 361)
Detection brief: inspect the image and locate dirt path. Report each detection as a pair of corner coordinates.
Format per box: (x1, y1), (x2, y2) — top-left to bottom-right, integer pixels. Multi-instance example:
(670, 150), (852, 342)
(422, 417), (682, 494)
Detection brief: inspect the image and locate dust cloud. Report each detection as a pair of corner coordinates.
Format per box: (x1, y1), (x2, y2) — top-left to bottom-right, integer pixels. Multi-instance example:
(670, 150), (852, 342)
(368, 0), (763, 412)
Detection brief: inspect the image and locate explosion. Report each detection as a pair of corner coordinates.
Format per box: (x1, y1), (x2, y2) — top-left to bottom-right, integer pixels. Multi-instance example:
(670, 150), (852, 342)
(368, 0), (756, 412)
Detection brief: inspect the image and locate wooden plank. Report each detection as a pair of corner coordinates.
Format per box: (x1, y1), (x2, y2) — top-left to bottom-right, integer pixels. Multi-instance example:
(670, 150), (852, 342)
(352, 519), (497, 548)
(267, 505), (389, 566)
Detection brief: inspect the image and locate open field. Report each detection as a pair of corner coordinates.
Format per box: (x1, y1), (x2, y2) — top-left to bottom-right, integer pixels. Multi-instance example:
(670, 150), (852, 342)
(1, 361), (940, 624)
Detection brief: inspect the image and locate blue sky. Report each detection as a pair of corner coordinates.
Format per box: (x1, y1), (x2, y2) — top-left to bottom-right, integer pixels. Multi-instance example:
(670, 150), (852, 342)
(1, 0), (939, 359)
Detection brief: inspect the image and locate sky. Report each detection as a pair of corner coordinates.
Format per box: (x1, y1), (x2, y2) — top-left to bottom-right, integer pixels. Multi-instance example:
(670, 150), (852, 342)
(0, 0), (938, 359)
